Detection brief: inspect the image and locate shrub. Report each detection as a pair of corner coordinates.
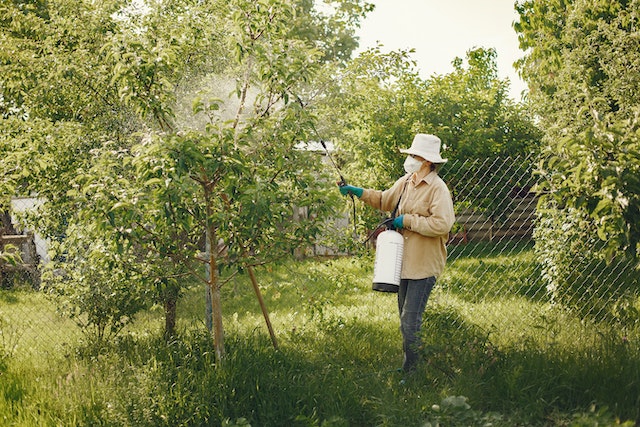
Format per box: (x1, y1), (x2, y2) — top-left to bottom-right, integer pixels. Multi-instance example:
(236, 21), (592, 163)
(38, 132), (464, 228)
(533, 200), (640, 322)
(42, 223), (151, 346)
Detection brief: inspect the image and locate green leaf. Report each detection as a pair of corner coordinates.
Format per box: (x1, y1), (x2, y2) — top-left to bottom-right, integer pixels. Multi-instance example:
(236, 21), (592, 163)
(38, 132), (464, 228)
(110, 201), (132, 211)
(144, 178), (164, 187)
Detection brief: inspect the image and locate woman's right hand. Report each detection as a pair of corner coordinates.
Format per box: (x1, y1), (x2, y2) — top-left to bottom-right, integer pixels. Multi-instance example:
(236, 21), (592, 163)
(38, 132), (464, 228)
(338, 184), (363, 198)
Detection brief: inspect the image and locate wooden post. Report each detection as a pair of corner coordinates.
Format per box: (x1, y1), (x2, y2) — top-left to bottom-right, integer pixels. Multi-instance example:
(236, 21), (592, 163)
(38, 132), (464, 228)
(247, 266), (278, 350)
(209, 283), (225, 361)
(204, 191), (224, 363)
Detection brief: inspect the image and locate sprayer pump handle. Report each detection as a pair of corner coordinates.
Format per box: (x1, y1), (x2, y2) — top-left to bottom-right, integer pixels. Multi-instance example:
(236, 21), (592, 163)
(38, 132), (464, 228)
(383, 217), (395, 231)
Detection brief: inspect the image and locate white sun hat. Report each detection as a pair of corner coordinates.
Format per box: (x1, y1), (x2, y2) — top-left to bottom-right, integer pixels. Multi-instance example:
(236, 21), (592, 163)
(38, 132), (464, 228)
(399, 134), (448, 164)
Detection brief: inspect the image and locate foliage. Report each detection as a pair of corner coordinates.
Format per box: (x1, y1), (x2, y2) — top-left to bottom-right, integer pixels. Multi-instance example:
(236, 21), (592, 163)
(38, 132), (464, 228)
(318, 47), (429, 189)
(320, 46), (540, 188)
(422, 48), (541, 159)
(0, 243), (24, 290)
(1, 0), (369, 350)
(288, 0), (374, 64)
(42, 223), (151, 344)
(516, 0), (640, 262)
(0, 117), (99, 240)
(316, 46), (541, 234)
(0, 244), (21, 267)
(533, 200), (640, 322)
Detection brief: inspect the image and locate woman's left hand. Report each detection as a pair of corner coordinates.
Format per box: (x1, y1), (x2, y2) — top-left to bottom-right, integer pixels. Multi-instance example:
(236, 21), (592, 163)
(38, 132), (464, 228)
(392, 215), (404, 229)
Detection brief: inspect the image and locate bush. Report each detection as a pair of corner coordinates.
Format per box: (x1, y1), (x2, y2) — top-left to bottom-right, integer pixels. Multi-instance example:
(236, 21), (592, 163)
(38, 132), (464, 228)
(533, 200), (640, 322)
(42, 223), (151, 346)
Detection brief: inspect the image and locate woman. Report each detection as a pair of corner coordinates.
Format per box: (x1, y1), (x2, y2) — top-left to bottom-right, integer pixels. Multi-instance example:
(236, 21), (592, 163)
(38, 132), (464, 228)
(339, 133), (455, 372)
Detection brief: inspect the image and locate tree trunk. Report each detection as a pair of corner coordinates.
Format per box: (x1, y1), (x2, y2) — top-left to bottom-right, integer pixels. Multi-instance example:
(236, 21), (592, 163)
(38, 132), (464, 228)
(203, 184), (225, 363)
(207, 236), (225, 362)
(164, 295), (177, 339)
(1, 210), (16, 235)
(206, 222), (224, 360)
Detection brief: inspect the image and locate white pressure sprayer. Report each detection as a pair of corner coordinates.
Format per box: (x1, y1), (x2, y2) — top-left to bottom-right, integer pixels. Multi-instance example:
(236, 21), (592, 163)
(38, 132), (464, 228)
(372, 226), (404, 293)
(367, 176), (410, 293)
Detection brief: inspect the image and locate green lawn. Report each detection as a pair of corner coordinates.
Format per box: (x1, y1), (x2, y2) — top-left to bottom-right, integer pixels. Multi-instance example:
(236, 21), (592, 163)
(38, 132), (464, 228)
(1, 246), (638, 426)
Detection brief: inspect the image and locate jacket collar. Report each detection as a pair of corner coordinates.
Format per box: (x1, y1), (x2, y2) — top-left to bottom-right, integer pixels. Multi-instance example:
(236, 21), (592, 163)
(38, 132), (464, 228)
(411, 170), (437, 186)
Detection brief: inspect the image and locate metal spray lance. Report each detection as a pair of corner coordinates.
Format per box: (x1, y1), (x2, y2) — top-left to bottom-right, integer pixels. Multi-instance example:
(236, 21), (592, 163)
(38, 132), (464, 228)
(319, 138), (406, 294)
(319, 139), (358, 240)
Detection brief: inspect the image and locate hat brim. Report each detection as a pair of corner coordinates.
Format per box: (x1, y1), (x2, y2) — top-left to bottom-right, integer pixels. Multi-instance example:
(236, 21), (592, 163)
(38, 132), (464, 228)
(400, 148), (447, 164)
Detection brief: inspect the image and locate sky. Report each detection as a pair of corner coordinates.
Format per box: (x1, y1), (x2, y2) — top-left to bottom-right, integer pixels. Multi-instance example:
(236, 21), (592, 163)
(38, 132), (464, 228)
(354, 0), (528, 100)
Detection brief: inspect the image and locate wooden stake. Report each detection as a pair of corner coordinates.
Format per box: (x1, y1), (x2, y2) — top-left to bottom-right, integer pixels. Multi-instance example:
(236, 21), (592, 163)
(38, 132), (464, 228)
(210, 253), (225, 362)
(247, 265), (278, 350)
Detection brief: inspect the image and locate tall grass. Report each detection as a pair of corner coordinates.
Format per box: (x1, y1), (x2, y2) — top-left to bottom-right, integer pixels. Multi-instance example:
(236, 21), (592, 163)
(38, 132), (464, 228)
(1, 248), (639, 426)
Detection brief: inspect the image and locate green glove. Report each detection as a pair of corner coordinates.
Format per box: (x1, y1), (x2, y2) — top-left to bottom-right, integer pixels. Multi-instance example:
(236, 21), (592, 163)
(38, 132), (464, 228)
(392, 215), (404, 230)
(339, 184), (363, 198)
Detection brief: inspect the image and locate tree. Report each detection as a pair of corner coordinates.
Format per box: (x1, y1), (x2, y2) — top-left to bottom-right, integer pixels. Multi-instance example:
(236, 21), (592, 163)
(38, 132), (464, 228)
(96, 0), (364, 357)
(1, 0), (370, 356)
(516, 0), (640, 317)
(1, 0), (202, 342)
(316, 46), (541, 233)
(516, 0), (640, 259)
(422, 48), (540, 160)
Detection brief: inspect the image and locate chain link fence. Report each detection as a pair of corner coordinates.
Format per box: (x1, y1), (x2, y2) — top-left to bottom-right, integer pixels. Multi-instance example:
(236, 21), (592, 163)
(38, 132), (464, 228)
(435, 154), (638, 349)
(1, 198), (72, 361)
(2, 154), (639, 360)
(434, 154), (546, 347)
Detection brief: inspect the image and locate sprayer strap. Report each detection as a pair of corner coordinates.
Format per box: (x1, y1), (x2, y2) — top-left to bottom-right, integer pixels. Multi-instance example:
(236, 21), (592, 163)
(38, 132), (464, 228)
(362, 176), (411, 245)
(391, 176), (411, 218)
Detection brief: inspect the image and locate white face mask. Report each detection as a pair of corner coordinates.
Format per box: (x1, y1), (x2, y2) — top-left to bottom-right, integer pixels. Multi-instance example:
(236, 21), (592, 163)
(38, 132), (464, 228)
(403, 155), (423, 174)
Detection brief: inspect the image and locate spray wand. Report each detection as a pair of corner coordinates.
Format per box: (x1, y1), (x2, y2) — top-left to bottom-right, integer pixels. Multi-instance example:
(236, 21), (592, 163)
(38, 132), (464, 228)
(319, 139), (358, 240)
(318, 138), (404, 294)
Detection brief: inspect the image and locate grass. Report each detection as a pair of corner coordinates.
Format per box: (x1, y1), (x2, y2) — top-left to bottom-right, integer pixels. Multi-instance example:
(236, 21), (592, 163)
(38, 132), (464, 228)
(1, 243), (639, 426)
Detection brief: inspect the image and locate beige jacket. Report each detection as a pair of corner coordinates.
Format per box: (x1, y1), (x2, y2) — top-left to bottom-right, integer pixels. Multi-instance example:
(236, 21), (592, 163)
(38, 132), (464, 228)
(360, 171), (455, 279)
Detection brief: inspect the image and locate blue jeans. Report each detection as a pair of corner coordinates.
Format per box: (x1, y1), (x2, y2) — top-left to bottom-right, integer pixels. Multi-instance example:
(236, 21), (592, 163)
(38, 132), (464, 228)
(398, 277), (436, 372)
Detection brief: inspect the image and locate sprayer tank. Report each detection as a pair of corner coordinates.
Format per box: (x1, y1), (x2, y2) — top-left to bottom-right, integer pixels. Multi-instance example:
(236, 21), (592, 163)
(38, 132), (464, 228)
(372, 229), (404, 293)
